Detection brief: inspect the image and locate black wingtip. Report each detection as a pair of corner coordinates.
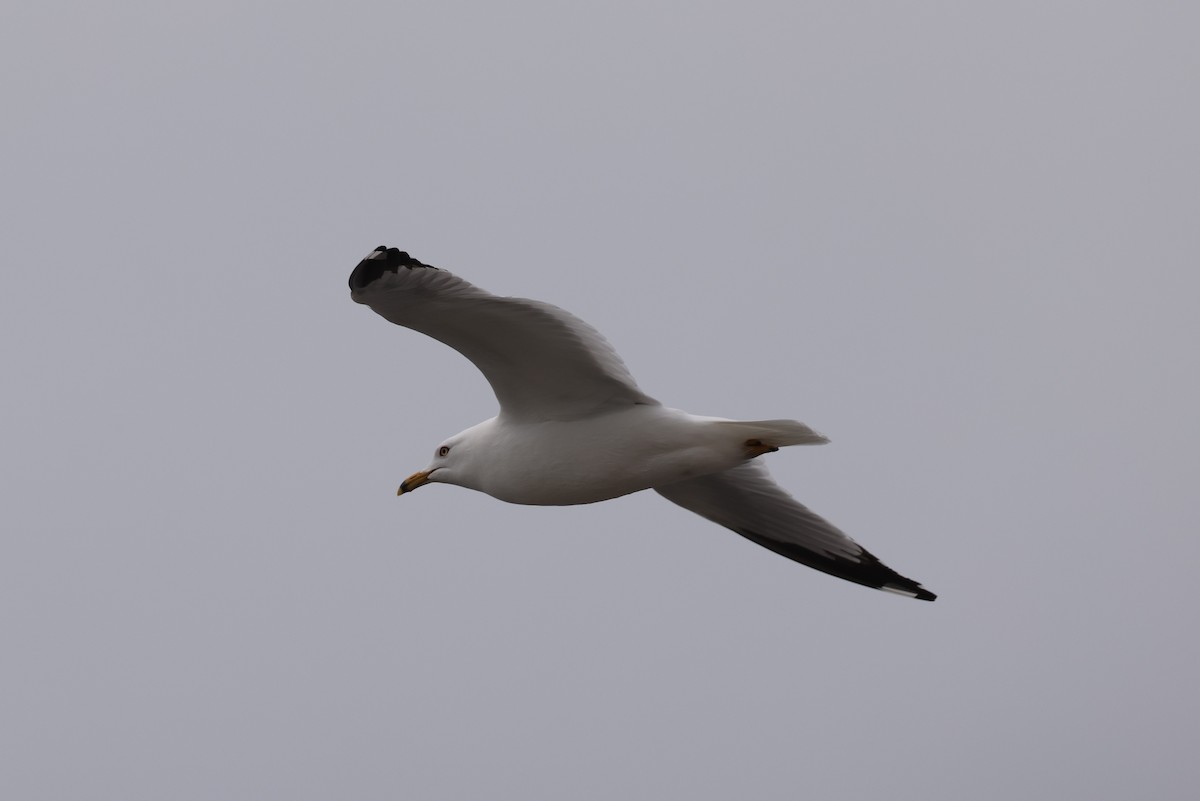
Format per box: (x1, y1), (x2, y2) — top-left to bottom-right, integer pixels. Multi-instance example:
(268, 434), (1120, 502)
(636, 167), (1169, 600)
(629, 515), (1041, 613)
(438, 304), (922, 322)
(734, 526), (938, 601)
(347, 246), (433, 291)
(882, 578), (937, 601)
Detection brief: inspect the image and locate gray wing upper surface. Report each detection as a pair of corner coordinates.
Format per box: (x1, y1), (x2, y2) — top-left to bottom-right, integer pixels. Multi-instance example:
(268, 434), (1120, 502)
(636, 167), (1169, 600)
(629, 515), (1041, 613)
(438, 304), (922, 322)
(655, 461), (936, 600)
(348, 247), (659, 422)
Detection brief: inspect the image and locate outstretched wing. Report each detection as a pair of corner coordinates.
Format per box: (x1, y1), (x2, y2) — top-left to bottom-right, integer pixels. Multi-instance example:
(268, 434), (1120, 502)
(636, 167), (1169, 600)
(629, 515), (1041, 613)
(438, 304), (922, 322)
(349, 247), (659, 422)
(655, 461), (936, 600)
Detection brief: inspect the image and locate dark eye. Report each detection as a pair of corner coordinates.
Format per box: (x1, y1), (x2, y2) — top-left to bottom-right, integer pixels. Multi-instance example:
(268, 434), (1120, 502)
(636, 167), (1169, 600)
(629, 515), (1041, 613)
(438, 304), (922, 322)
(438, 446), (450, 457)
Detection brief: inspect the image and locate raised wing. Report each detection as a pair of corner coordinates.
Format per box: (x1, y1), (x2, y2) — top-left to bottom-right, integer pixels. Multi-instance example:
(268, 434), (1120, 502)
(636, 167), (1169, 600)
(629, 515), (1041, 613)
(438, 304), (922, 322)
(655, 461), (936, 600)
(349, 247), (659, 422)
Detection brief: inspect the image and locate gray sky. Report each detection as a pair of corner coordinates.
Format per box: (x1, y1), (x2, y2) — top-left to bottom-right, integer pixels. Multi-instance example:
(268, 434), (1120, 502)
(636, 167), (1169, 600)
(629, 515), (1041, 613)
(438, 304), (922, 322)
(3, 2), (1198, 799)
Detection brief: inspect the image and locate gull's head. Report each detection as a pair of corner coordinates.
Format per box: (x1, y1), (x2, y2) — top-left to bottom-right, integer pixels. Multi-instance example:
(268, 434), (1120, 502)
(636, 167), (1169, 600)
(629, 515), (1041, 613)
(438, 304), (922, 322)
(397, 439), (458, 496)
(396, 423), (490, 496)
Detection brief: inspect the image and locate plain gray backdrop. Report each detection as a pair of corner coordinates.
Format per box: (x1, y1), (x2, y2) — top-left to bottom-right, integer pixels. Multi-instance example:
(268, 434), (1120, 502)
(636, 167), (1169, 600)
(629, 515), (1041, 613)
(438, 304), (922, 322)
(3, 2), (1197, 799)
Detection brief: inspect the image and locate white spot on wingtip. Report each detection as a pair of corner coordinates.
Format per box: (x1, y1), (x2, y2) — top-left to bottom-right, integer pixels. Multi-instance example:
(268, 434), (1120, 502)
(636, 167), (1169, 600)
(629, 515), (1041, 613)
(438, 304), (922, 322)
(881, 585), (918, 598)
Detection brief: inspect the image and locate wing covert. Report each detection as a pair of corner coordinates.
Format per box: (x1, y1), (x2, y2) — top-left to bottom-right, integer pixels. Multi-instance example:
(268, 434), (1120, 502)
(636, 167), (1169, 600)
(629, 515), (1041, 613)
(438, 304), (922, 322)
(349, 246), (659, 421)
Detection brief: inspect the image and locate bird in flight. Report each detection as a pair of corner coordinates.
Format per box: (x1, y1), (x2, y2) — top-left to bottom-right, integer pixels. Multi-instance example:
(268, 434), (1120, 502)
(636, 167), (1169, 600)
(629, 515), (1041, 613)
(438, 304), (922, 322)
(349, 246), (936, 600)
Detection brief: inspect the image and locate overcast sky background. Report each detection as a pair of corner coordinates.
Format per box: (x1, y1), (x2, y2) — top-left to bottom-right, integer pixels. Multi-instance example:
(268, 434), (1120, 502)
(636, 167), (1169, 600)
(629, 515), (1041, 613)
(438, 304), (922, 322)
(3, 2), (1198, 799)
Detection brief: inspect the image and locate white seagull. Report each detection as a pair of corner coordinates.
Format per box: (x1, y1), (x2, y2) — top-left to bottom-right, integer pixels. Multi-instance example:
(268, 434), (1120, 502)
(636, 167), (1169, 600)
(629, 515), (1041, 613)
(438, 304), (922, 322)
(349, 246), (936, 601)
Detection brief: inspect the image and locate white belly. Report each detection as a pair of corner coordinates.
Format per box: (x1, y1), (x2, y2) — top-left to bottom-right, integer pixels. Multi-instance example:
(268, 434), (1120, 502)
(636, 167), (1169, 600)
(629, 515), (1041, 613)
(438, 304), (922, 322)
(475, 406), (746, 505)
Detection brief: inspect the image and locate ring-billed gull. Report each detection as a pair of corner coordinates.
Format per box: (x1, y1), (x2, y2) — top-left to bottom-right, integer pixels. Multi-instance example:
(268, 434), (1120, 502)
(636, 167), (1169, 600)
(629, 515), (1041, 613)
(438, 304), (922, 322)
(349, 246), (936, 601)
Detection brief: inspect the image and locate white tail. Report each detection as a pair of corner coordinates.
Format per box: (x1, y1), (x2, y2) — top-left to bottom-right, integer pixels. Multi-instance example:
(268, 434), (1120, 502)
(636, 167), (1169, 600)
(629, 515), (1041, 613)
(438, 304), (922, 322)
(713, 419), (829, 447)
